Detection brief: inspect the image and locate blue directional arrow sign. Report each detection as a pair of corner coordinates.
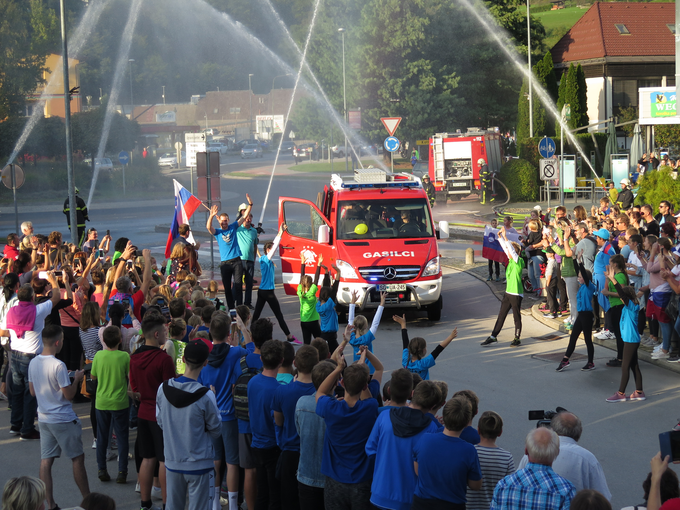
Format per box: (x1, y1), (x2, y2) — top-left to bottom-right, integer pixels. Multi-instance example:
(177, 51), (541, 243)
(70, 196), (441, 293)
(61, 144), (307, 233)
(538, 137), (556, 159)
(118, 150), (130, 165)
(384, 136), (400, 153)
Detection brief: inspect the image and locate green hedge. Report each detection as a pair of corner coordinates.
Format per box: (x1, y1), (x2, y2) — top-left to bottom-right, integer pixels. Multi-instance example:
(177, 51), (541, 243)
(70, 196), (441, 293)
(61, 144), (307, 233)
(517, 133), (608, 175)
(635, 167), (680, 209)
(498, 158), (540, 202)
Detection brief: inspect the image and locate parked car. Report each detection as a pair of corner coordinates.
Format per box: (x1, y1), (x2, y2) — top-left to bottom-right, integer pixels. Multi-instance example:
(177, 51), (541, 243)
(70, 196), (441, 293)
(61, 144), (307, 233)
(331, 145), (347, 158)
(208, 142), (228, 155)
(295, 143), (319, 160)
(279, 141), (296, 155)
(82, 157), (114, 172)
(241, 144), (263, 158)
(411, 161), (428, 179)
(158, 151), (187, 168)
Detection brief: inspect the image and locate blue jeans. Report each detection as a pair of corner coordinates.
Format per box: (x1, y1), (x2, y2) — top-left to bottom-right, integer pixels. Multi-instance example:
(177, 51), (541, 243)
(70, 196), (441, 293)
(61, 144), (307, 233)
(660, 320), (673, 352)
(10, 352), (38, 435)
(528, 255), (543, 291)
(96, 407), (130, 473)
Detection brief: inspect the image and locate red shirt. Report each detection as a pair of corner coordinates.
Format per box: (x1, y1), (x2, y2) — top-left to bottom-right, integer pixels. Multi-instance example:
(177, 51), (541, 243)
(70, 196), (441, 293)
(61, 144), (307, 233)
(129, 345), (176, 421)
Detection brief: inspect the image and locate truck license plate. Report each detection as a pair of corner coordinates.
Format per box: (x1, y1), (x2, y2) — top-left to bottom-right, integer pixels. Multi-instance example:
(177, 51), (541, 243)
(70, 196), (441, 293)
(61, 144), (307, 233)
(449, 182), (467, 187)
(378, 284), (406, 291)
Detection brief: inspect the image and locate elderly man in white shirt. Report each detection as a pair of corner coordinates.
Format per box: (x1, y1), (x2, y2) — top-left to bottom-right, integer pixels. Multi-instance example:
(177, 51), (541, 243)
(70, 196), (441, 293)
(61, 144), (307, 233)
(517, 411), (611, 500)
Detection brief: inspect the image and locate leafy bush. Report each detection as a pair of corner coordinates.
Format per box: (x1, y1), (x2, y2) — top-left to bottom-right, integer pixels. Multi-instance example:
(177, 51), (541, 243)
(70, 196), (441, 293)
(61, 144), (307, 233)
(635, 167), (680, 209)
(498, 158), (540, 202)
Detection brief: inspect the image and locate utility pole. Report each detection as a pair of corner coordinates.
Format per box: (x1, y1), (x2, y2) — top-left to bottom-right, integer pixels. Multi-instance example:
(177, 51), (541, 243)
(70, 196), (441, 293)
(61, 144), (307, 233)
(527, 0), (533, 138)
(60, 0), (77, 245)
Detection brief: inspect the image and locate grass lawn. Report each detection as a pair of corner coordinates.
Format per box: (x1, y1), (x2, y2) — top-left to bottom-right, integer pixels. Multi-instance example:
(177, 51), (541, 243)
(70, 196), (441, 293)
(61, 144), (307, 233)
(534, 6), (589, 48)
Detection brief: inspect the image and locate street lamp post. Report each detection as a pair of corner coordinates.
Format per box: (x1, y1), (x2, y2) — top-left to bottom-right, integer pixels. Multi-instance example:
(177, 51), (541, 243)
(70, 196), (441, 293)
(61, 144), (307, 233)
(128, 58), (135, 117)
(527, 1), (533, 137)
(338, 28), (348, 172)
(248, 73), (254, 139)
(60, 0), (77, 246)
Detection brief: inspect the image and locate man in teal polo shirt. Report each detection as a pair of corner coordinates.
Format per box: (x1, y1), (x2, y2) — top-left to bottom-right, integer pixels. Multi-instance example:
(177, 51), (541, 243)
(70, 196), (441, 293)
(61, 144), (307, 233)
(236, 213), (259, 309)
(207, 197), (252, 310)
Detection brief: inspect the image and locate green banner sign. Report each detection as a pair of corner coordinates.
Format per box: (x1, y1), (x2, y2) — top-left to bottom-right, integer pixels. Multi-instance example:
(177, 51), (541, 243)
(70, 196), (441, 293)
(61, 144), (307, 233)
(651, 92), (677, 117)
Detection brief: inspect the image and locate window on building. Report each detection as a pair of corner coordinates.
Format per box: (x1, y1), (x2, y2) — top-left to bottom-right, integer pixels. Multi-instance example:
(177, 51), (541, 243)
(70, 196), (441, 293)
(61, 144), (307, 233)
(230, 107), (241, 114)
(258, 97), (265, 104)
(668, 24), (676, 34)
(614, 24), (630, 35)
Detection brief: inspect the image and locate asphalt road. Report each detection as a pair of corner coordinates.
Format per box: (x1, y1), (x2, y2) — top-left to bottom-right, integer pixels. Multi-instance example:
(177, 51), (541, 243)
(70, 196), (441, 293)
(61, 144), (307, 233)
(1, 265), (679, 509)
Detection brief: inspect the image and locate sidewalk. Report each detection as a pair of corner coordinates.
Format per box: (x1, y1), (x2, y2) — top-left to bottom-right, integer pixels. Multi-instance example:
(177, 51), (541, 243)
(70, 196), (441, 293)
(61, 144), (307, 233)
(442, 257), (680, 376)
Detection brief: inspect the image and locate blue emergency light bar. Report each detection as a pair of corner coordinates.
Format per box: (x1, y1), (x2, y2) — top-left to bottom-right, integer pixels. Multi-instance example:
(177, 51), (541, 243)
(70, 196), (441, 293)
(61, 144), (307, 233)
(330, 172), (422, 191)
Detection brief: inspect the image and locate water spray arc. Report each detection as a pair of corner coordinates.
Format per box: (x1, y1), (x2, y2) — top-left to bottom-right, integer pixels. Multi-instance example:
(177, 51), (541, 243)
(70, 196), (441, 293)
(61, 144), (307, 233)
(257, 0), (370, 168)
(258, 0), (323, 226)
(457, 0), (599, 180)
(7, 0), (112, 165)
(87, 0), (144, 209)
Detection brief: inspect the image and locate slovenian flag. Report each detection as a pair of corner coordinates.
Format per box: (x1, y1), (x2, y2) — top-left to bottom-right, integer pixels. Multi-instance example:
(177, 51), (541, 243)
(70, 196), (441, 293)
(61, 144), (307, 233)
(165, 179), (202, 258)
(482, 226), (522, 265)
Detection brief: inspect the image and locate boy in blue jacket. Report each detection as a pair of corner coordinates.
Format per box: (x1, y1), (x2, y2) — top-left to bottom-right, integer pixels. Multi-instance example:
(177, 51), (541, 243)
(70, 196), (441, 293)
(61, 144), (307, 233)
(316, 259), (341, 352)
(366, 378), (441, 510)
(197, 312), (250, 510)
(156, 340), (221, 510)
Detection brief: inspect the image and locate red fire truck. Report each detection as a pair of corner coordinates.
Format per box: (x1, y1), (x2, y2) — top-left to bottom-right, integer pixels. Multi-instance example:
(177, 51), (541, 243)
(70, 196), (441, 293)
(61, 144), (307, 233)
(277, 169), (449, 321)
(427, 129), (503, 202)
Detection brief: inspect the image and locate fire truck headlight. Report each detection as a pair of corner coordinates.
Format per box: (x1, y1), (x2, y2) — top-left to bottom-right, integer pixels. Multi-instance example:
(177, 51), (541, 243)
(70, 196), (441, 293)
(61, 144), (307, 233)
(336, 259), (358, 279)
(423, 256), (440, 277)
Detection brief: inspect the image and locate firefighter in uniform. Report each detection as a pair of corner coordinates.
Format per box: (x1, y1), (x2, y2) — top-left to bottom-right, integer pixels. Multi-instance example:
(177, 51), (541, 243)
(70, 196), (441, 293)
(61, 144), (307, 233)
(63, 187), (89, 246)
(479, 158), (494, 205)
(422, 175), (436, 207)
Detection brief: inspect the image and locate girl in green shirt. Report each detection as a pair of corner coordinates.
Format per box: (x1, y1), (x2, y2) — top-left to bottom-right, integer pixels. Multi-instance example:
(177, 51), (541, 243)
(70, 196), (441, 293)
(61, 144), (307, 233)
(600, 254), (629, 365)
(297, 252), (322, 344)
(481, 227), (525, 347)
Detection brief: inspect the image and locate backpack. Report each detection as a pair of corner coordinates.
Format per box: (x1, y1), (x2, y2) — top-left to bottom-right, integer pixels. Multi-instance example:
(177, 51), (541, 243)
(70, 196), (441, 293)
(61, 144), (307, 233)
(233, 356), (262, 422)
(106, 291), (134, 326)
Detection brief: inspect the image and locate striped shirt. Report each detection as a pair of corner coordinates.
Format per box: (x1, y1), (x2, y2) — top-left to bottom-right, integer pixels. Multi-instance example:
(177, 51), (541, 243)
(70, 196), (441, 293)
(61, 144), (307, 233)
(491, 462), (575, 510)
(79, 327), (102, 361)
(468, 445), (516, 510)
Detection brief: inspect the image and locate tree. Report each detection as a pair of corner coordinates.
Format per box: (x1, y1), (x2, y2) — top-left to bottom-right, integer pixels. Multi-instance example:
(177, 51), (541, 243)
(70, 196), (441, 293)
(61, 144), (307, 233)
(0, 0), (52, 119)
(555, 63), (588, 136)
(516, 52), (558, 140)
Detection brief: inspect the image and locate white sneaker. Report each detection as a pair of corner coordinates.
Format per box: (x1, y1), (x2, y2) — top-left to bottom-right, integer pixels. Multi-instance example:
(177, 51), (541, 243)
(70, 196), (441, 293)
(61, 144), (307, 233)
(135, 481), (140, 493)
(605, 331), (617, 340)
(92, 438), (97, 449)
(594, 330), (610, 340)
(151, 486), (162, 500)
(654, 344), (663, 352)
(563, 317), (572, 324)
(106, 449), (116, 461)
(653, 351), (670, 359)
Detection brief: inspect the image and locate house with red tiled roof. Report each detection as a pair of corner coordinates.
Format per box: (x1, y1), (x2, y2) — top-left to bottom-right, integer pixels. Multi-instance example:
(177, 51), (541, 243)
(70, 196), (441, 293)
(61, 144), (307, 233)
(551, 2), (675, 126)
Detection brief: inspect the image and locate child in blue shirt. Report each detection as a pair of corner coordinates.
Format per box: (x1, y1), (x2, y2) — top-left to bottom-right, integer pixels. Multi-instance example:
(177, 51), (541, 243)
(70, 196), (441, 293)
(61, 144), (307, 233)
(247, 339), (284, 510)
(272, 345), (319, 510)
(366, 380), (441, 510)
(604, 266), (645, 403)
(251, 225), (299, 343)
(316, 263), (341, 353)
(393, 314), (457, 380)
(349, 290), (386, 373)
(412, 395), (483, 509)
(557, 261), (598, 372)
(316, 346), (384, 505)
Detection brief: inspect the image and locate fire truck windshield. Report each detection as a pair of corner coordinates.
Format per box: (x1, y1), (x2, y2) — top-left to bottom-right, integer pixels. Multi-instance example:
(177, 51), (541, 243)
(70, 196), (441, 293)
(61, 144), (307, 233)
(337, 199), (434, 240)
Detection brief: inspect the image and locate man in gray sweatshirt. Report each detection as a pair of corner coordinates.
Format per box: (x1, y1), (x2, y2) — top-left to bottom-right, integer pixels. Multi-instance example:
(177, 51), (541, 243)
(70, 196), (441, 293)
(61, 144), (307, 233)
(156, 340), (221, 510)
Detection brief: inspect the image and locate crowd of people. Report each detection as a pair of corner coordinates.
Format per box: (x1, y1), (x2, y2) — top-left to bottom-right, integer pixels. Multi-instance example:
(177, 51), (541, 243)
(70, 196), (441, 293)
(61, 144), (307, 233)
(1, 194), (680, 510)
(484, 197), (680, 404)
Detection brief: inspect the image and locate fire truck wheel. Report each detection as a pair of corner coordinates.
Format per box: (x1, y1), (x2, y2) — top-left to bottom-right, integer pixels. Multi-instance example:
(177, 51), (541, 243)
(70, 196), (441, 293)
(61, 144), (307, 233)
(427, 296), (442, 321)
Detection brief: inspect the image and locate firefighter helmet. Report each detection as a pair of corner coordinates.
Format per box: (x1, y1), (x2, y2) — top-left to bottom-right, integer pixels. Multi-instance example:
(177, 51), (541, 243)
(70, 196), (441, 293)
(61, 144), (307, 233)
(477, 158), (486, 166)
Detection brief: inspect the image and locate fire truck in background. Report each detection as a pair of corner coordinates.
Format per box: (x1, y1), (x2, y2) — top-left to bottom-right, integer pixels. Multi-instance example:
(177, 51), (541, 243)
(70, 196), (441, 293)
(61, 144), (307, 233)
(427, 128), (503, 202)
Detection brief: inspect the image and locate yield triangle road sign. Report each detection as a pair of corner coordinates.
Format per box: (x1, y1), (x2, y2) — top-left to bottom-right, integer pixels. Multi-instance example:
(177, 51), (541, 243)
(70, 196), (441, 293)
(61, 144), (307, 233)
(381, 117), (402, 137)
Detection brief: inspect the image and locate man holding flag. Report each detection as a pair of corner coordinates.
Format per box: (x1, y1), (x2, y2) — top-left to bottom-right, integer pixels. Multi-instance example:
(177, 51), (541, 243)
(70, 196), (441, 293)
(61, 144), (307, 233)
(207, 196), (253, 311)
(165, 180), (204, 259)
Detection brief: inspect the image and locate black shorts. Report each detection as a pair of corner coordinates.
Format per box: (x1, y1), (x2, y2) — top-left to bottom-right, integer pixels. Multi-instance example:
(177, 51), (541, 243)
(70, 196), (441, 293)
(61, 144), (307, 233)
(137, 418), (165, 462)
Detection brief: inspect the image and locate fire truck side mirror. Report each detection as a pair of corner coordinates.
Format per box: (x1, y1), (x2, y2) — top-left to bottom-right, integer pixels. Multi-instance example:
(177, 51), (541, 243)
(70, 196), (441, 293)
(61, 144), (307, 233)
(438, 220), (450, 240)
(318, 224), (330, 244)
